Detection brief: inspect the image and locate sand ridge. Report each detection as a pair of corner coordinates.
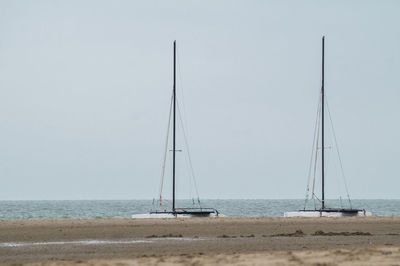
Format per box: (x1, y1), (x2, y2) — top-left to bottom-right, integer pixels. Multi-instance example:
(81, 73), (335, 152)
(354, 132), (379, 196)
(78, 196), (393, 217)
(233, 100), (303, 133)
(14, 248), (400, 266)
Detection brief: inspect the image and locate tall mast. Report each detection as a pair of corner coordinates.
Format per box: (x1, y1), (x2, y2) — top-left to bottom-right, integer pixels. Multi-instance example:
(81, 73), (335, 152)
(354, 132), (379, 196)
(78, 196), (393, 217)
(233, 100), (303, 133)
(321, 36), (325, 209)
(172, 40), (176, 213)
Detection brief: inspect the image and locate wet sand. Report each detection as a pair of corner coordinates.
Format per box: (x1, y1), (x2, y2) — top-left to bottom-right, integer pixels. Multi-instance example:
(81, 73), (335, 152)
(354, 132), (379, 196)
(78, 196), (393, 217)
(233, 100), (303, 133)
(0, 217), (399, 265)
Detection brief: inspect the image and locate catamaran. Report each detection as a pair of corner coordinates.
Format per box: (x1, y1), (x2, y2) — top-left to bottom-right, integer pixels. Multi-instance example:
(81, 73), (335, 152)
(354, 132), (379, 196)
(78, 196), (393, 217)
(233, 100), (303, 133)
(284, 37), (371, 217)
(132, 41), (220, 218)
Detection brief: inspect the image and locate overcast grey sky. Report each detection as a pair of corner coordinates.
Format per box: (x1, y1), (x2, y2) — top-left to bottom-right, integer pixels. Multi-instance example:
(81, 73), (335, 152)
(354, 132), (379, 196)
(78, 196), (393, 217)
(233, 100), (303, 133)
(0, 1), (399, 200)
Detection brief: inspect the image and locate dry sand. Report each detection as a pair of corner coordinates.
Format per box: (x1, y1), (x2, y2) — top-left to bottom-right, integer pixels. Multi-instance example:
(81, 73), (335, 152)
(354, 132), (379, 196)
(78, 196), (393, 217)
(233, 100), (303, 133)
(0, 217), (399, 265)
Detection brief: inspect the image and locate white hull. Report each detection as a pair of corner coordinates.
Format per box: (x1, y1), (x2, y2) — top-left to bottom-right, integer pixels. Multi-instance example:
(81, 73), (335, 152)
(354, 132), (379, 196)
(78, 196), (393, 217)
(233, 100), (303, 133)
(284, 210), (372, 217)
(131, 212), (221, 219)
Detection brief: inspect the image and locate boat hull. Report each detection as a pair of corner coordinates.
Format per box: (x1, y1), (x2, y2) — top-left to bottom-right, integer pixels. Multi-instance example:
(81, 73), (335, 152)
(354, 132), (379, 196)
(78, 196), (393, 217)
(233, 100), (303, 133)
(131, 212), (220, 218)
(284, 209), (372, 217)
(132, 208), (222, 218)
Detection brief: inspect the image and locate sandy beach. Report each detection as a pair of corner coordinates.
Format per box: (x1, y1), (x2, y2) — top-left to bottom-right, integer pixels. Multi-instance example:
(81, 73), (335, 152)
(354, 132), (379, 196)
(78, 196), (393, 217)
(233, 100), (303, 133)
(0, 217), (399, 265)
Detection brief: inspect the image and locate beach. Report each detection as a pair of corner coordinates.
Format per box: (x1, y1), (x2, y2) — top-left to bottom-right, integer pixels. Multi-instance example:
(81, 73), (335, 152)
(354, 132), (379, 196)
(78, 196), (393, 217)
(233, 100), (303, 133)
(0, 217), (399, 265)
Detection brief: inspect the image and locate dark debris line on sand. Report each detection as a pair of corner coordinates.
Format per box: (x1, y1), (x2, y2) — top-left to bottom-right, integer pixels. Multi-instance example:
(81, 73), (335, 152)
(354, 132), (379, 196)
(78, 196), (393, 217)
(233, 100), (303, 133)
(266, 230), (372, 237)
(217, 234), (255, 238)
(313, 230), (372, 236)
(270, 230), (305, 237)
(145, 230), (372, 239)
(146, 233), (183, 238)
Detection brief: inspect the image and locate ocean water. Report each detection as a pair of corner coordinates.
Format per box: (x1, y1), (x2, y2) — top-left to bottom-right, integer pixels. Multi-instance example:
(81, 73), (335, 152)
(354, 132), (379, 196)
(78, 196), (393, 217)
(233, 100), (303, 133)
(0, 199), (399, 220)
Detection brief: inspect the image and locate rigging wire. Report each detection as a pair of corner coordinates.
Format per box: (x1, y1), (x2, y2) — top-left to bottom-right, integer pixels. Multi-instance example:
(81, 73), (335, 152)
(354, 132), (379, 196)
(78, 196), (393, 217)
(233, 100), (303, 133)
(176, 46), (190, 135)
(311, 93), (322, 209)
(304, 92), (322, 210)
(324, 143), (332, 204)
(326, 98), (353, 208)
(156, 44), (203, 210)
(158, 93), (174, 209)
(186, 151), (193, 202)
(175, 45), (202, 207)
(177, 101), (202, 207)
(176, 47), (194, 202)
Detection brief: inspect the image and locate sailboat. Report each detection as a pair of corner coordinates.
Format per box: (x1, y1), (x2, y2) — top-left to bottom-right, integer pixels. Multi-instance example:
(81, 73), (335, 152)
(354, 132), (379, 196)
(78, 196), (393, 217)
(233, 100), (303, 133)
(284, 37), (371, 217)
(132, 41), (220, 218)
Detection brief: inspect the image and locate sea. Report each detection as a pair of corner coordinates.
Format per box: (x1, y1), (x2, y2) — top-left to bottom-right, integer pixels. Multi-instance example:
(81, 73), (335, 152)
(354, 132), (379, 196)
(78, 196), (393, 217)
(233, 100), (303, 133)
(0, 199), (399, 220)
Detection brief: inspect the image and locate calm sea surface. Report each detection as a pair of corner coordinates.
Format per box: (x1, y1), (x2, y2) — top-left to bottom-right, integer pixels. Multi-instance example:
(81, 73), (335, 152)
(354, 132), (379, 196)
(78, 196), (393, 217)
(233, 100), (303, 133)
(0, 199), (399, 220)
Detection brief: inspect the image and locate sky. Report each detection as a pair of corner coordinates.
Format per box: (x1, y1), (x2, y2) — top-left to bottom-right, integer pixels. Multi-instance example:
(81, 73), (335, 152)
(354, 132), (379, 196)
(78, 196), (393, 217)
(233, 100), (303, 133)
(0, 0), (399, 200)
